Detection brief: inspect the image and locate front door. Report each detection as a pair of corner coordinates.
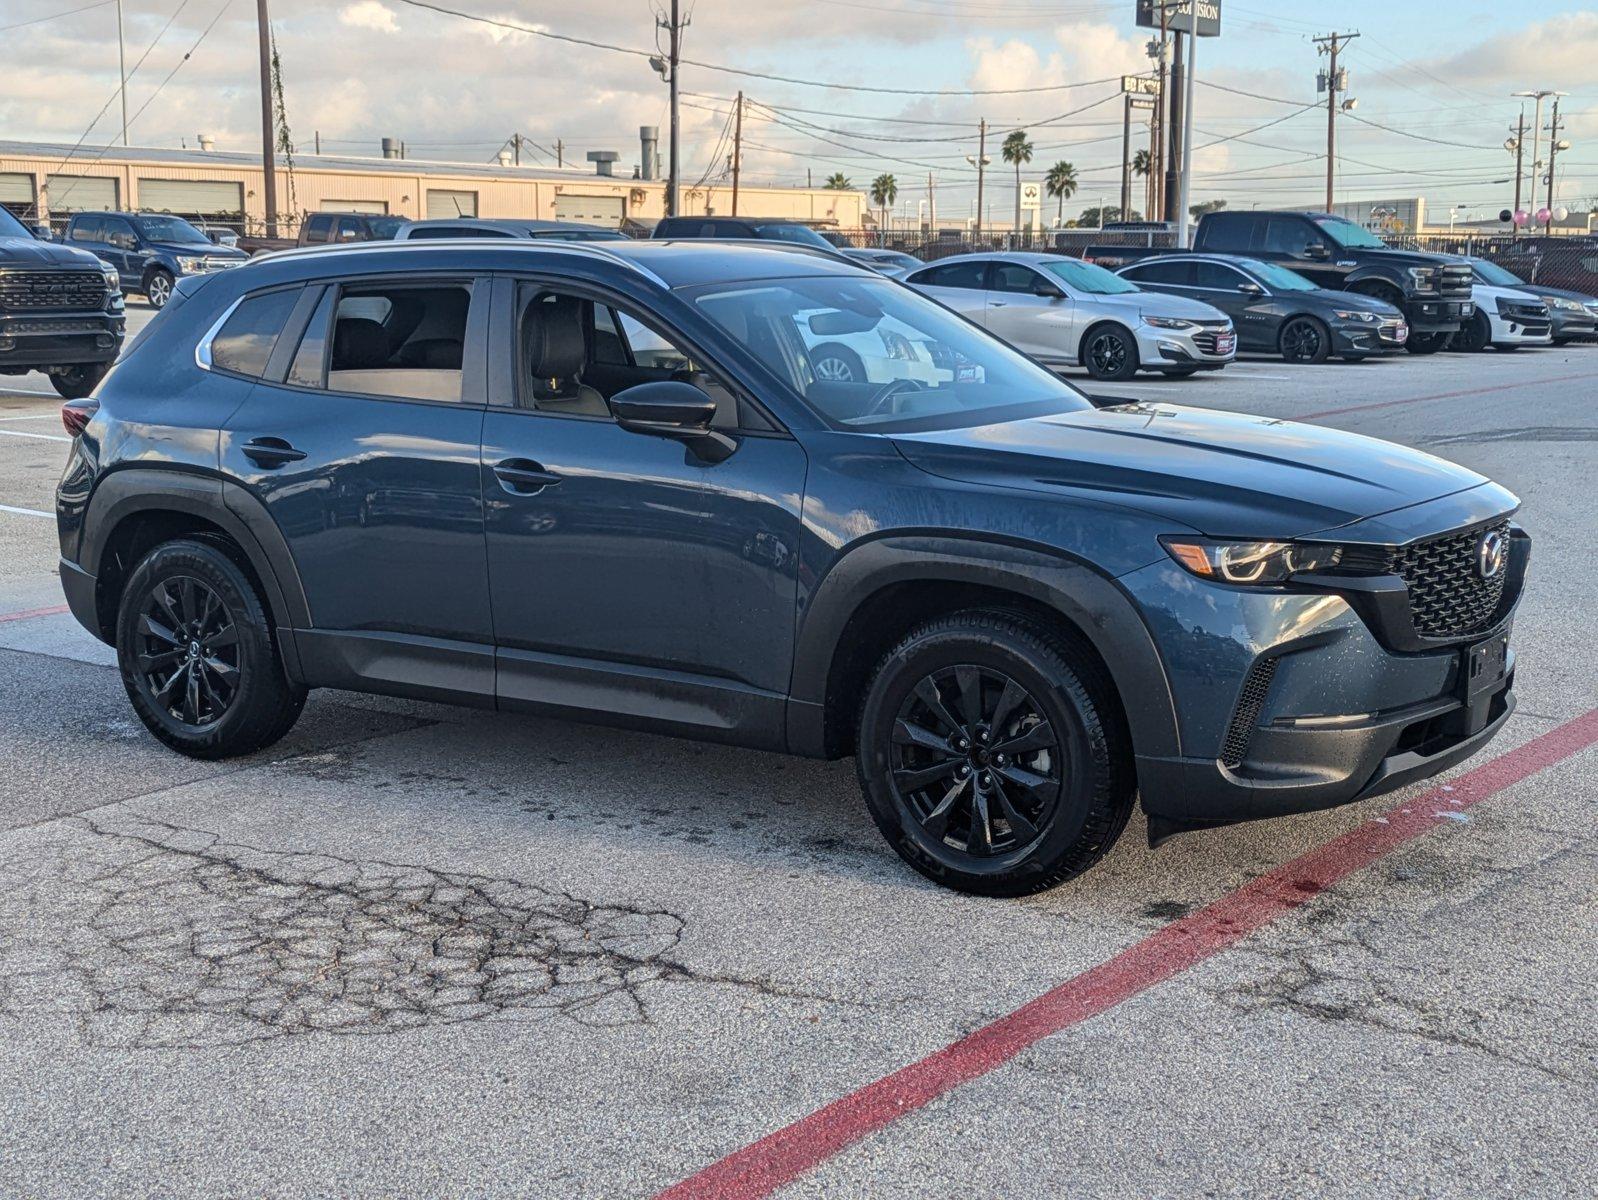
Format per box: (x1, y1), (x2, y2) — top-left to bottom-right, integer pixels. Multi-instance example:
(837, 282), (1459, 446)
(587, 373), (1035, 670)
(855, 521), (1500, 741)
(1189, 260), (1272, 351)
(984, 260), (1076, 363)
(481, 278), (806, 744)
(221, 273), (494, 697)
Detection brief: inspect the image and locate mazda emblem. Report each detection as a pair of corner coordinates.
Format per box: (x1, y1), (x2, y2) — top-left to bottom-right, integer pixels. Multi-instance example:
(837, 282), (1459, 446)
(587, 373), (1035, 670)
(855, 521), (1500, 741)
(1475, 530), (1506, 580)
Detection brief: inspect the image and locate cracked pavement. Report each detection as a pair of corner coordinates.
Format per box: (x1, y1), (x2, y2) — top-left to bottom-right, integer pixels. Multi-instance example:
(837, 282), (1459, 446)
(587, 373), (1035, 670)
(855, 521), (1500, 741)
(0, 317), (1594, 1197)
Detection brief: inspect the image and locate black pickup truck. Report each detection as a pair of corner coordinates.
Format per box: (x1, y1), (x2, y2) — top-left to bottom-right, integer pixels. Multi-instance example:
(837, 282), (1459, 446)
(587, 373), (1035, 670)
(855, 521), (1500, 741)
(1088, 210), (1475, 353)
(0, 205), (125, 398)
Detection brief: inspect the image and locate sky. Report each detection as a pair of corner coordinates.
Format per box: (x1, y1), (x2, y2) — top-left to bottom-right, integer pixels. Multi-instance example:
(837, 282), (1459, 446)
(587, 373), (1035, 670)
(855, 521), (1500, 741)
(2, 0), (1595, 225)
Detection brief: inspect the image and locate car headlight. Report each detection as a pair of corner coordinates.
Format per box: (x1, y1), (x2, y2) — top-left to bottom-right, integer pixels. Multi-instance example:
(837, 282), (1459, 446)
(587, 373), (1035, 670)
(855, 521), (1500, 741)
(877, 329), (917, 360)
(1162, 538), (1343, 585)
(1407, 266), (1439, 292)
(1332, 309), (1377, 322)
(1143, 314), (1197, 331)
(176, 256), (205, 272)
(99, 264), (119, 289)
(1544, 296), (1582, 312)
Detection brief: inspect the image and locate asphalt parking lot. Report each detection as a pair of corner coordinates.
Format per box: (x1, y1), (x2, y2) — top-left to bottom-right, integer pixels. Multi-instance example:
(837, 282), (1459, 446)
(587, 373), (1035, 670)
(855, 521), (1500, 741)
(0, 304), (1594, 1198)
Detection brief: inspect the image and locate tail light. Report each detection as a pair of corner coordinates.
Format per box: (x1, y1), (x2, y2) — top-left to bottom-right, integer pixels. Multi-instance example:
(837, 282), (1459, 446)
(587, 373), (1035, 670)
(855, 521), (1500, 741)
(61, 399), (99, 437)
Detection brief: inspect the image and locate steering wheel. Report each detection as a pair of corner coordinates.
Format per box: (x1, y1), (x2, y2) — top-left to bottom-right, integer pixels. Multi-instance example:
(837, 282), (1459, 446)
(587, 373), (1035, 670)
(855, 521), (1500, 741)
(863, 378), (920, 419)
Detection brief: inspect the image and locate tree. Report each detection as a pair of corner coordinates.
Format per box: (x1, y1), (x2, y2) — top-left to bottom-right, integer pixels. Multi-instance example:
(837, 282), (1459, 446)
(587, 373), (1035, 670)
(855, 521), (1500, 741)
(824, 172), (852, 190)
(870, 173), (897, 243)
(1077, 205), (1142, 229)
(1043, 160), (1079, 226)
(1189, 198), (1228, 220)
(1001, 129), (1034, 231)
(1132, 149), (1151, 178)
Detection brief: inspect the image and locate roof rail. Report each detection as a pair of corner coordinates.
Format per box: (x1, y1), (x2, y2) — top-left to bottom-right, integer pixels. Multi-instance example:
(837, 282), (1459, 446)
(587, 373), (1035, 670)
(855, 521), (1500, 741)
(256, 237), (671, 287)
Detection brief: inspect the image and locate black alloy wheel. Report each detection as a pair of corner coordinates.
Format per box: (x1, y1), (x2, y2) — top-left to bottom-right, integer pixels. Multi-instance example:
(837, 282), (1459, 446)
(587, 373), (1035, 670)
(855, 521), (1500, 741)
(1406, 330), (1448, 355)
(1279, 316), (1331, 363)
(117, 538), (306, 758)
(1450, 310), (1492, 353)
(1083, 325), (1138, 381)
(857, 609), (1135, 896)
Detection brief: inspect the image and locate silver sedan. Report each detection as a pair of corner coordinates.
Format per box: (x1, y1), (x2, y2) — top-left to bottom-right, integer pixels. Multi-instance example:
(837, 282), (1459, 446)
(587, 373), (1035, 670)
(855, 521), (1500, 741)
(905, 251), (1236, 380)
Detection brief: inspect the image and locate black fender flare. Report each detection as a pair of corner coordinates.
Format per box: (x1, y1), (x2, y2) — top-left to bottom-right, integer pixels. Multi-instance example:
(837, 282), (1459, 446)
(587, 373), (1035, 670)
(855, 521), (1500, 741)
(1342, 268), (1407, 299)
(786, 535), (1180, 761)
(80, 468), (311, 678)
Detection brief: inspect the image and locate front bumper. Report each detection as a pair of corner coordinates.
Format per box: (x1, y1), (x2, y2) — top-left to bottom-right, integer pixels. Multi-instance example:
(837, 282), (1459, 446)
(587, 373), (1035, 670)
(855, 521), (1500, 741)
(1332, 317), (1409, 356)
(1121, 529), (1525, 831)
(1405, 296), (1473, 333)
(1547, 307), (1598, 341)
(1136, 322), (1236, 372)
(1488, 307), (1553, 345)
(0, 309), (124, 369)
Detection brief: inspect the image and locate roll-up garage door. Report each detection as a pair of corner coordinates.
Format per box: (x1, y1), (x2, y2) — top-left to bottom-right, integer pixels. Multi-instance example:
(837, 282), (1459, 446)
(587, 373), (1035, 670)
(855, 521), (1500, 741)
(0, 173), (37, 215)
(137, 178), (244, 216)
(44, 174), (118, 212)
(320, 199), (388, 213)
(553, 194), (625, 226)
(426, 189), (478, 218)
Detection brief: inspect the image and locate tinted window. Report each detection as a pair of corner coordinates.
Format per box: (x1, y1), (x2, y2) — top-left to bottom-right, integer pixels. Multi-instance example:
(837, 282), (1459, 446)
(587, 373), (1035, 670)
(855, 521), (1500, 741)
(1193, 261), (1249, 290)
(913, 261), (988, 290)
(756, 223), (833, 248)
(210, 288), (301, 377)
(307, 282), (473, 402)
(287, 289), (333, 388)
(133, 215), (208, 244)
(302, 214), (335, 244)
(1200, 212), (1252, 253)
(335, 216), (366, 241)
(1125, 260), (1193, 285)
(1261, 218), (1314, 255)
(102, 218), (137, 249)
(69, 216), (103, 242)
(991, 263), (1043, 294)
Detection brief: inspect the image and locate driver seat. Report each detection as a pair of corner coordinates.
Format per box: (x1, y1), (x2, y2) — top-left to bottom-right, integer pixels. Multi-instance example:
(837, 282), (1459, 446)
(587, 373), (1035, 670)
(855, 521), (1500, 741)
(523, 296), (609, 417)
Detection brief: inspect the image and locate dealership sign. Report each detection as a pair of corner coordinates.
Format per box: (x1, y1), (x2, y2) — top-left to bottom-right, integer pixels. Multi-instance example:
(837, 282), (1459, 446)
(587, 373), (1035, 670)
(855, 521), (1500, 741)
(1020, 182), (1042, 210)
(1136, 0), (1222, 38)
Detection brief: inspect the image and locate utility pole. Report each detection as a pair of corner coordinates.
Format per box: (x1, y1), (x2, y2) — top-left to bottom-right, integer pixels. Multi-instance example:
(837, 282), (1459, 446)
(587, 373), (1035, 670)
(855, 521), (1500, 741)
(968, 119), (988, 241)
(1509, 107), (1525, 217)
(928, 171), (936, 230)
(1147, 6), (1168, 220)
(255, 0), (278, 238)
(730, 91), (743, 215)
(1120, 93), (1132, 221)
(1512, 90), (1556, 222)
(656, 0), (687, 216)
(512, 133), (522, 166)
(1314, 31), (1358, 212)
(555, 138), (564, 168)
(115, 0), (129, 145)
(1163, 27), (1183, 226)
(1545, 96), (1567, 232)
(1174, 0), (1199, 248)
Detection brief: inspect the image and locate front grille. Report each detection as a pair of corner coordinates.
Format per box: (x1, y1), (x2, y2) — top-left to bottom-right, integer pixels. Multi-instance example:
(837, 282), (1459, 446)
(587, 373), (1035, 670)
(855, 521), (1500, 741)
(1344, 520), (1512, 639)
(1193, 326), (1233, 353)
(1501, 301), (1548, 320)
(0, 269), (108, 312)
(1221, 657), (1278, 768)
(1439, 264), (1474, 299)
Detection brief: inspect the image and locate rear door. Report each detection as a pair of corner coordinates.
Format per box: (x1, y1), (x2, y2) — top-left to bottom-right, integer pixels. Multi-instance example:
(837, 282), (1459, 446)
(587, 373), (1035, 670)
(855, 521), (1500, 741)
(906, 259), (990, 322)
(985, 260), (1075, 363)
(220, 272), (495, 700)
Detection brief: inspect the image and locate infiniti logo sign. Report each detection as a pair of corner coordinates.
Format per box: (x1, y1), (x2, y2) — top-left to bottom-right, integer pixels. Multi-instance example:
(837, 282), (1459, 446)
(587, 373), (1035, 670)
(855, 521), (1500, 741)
(1476, 529), (1507, 580)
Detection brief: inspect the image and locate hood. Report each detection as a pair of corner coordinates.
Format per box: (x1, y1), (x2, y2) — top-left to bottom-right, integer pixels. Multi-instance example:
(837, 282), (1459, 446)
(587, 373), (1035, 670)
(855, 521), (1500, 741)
(1305, 289), (1402, 317)
(891, 403), (1490, 539)
(1115, 289), (1230, 323)
(148, 240), (248, 259)
(0, 235), (109, 270)
(1336, 246), (1467, 270)
(1530, 284), (1598, 305)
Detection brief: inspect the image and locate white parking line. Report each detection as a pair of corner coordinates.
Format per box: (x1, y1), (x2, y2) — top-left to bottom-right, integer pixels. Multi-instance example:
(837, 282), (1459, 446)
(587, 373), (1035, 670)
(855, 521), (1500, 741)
(0, 503), (53, 519)
(0, 428), (70, 443)
(0, 413), (63, 422)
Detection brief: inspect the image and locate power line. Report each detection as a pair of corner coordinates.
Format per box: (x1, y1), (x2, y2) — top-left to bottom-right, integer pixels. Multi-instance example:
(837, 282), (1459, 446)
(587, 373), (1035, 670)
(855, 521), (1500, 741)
(0, 0), (117, 32)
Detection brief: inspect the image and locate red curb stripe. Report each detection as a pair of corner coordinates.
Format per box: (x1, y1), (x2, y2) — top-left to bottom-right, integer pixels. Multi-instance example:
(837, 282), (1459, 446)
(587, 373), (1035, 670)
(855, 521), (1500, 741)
(656, 708), (1598, 1200)
(1300, 370), (1598, 420)
(0, 603), (69, 624)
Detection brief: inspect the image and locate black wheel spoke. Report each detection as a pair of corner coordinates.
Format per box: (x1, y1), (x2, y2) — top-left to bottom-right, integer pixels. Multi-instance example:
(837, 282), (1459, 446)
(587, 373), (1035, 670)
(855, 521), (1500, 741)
(893, 719), (954, 756)
(991, 784), (1040, 843)
(202, 655), (238, 685)
(153, 665), (186, 706)
(988, 678), (1027, 737)
(152, 584), (184, 631)
(183, 664), (202, 724)
(967, 788), (994, 856)
(138, 614), (182, 646)
(997, 762), (1054, 802)
(892, 758), (961, 793)
(953, 665), (983, 727)
(138, 648), (185, 672)
(913, 676), (964, 735)
(992, 720), (1055, 757)
(177, 577), (199, 627)
(207, 623), (238, 650)
(921, 776), (968, 841)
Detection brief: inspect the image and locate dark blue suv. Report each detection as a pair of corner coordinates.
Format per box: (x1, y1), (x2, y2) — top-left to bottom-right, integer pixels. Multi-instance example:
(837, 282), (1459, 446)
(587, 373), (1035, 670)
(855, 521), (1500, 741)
(64, 211), (248, 308)
(55, 240), (1527, 895)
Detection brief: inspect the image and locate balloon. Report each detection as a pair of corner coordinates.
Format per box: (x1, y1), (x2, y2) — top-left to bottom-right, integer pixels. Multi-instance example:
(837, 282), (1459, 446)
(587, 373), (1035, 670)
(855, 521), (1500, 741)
(1498, 209), (1513, 223)
(1535, 207), (1551, 223)
(1554, 206), (1569, 222)
(1512, 209), (1529, 226)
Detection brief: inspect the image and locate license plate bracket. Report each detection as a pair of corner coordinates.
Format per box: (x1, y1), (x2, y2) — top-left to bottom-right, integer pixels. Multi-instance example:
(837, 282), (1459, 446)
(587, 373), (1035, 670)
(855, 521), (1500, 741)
(1464, 631), (1509, 701)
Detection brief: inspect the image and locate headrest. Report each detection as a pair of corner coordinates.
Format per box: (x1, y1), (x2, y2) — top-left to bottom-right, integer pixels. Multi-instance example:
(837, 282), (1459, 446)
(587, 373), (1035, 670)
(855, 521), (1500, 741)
(522, 296), (586, 381)
(331, 317), (390, 370)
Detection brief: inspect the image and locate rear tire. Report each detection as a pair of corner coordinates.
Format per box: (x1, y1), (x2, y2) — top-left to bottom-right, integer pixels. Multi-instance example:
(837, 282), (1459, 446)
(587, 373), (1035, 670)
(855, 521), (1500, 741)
(809, 343), (867, 384)
(116, 538), (305, 759)
(1082, 324), (1139, 381)
(856, 609), (1135, 897)
(49, 363), (109, 399)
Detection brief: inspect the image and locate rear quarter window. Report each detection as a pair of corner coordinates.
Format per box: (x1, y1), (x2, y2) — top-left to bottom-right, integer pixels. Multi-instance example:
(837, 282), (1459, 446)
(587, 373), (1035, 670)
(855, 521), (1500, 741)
(208, 288), (302, 377)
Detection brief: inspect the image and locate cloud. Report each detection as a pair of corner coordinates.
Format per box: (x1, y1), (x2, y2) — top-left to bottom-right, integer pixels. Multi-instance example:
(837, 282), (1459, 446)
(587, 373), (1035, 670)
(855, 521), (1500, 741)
(338, 3), (400, 35)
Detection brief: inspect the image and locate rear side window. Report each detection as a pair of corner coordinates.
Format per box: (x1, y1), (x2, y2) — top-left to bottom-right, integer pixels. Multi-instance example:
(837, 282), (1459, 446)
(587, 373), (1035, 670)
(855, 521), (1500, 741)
(302, 214), (334, 244)
(209, 288), (301, 377)
(912, 261), (987, 290)
(287, 281), (473, 402)
(1200, 212), (1252, 253)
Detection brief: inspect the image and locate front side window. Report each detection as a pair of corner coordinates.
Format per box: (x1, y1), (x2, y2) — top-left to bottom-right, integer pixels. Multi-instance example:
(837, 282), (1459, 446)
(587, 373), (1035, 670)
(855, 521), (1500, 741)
(1040, 257), (1140, 295)
(690, 275), (1093, 433)
(1244, 260), (1318, 291)
(210, 288), (301, 377)
(756, 223), (833, 248)
(1311, 215), (1387, 249)
(289, 281), (472, 401)
(1471, 258), (1523, 287)
(302, 214), (334, 244)
(335, 216), (366, 241)
(69, 216), (103, 242)
(1261, 218), (1314, 255)
(133, 215), (208, 244)
(1193, 261), (1249, 290)
(991, 262), (1044, 294)
(1201, 212), (1251, 253)
(103, 218), (137, 249)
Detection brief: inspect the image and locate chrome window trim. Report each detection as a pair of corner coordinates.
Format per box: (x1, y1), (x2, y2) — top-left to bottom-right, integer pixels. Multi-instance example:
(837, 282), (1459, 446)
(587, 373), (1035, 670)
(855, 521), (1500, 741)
(194, 295), (245, 371)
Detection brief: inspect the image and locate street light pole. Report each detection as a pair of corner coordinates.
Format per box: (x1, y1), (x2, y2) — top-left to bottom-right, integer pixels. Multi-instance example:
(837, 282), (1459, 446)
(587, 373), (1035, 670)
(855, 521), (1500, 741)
(115, 0), (129, 145)
(255, 0), (278, 239)
(1174, 1), (1198, 248)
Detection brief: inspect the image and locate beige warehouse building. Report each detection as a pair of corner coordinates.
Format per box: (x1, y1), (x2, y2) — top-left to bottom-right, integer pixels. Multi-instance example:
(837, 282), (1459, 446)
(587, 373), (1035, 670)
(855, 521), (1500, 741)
(0, 138), (866, 233)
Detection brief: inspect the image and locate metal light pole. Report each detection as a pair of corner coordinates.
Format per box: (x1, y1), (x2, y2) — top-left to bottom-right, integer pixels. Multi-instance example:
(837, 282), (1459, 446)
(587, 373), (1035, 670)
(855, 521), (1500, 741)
(1512, 90), (1555, 221)
(115, 0), (129, 145)
(967, 119), (988, 242)
(1174, 1), (1198, 248)
(255, 0), (278, 238)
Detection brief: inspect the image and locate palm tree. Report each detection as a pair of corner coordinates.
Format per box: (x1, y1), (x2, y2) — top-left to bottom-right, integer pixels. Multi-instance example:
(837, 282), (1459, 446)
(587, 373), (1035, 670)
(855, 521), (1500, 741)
(824, 172), (851, 190)
(1132, 149), (1150, 179)
(1043, 160), (1079, 227)
(1001, 129), (1033, 233)
(870, 173), (897, 244)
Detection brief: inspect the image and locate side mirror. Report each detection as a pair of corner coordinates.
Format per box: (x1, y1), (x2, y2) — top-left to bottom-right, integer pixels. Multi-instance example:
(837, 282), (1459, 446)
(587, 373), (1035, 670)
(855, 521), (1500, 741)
(30, 224), (54, 241)
(1303, 241), (1331, 260)
(610, 380), (736, 463)
(1237, 281), (1265, 297)
(1032, 280), (1065, 299)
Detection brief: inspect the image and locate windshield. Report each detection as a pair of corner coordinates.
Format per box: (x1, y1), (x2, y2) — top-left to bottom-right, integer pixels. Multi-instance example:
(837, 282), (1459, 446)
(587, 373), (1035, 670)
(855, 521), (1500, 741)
(0, 206), (31, 238)
(689, 275), (1093, 433)
(133, 215), (209, 244)
(1242, 259), (1318, 291)
(1041, 257), (1140, 295)
(1471, 257), (1524, 287)
(367, 216), (408, 239)
(757, 223), (834, 249)
(1311, 215), (1387, 249)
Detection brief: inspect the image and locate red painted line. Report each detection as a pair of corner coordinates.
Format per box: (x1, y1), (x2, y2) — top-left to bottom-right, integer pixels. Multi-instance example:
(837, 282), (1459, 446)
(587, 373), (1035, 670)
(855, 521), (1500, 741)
(0, 603), (69, 624)
(656, 708), (1598, 1200)
(1300, 370), (1598, 420)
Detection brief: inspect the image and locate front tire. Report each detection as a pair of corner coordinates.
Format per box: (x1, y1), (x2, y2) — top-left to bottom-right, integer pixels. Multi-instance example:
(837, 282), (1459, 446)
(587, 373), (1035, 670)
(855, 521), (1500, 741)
(116, 538), (305, 759)
(1449, 310), (1492, 353)
(49, 363), (109, 399)
(1082, 325), (1139, 381)
(1279, 316), (1331, 363)
(809, 343), (867, 384)
(856, 609), (1135, 897)
(1406, 330), (1449, 355)
(143, 268), (175, 309)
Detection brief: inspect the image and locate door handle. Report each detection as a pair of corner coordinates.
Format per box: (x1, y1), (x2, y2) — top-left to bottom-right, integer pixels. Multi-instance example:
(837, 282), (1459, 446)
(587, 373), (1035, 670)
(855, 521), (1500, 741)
(990, 301), (1007, 308)
(493, 458), (562, 495)
(241, 437), (307, 467)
